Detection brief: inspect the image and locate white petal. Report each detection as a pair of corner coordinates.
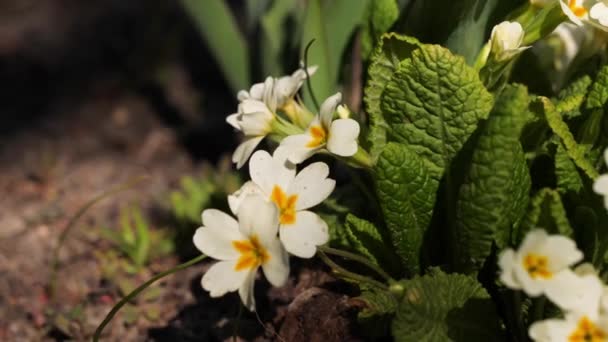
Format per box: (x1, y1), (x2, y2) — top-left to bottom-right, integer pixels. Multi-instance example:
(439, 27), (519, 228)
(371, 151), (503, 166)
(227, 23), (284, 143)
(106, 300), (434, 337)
(513, 258), (546, 297)
(518, 229), (549, 255)
(320, 92), (342, 130)
(226, 113), (241, 130)
(593, 175), (608, 196)
(279, 134), (319, 164)
(228, 181), (264, 215)
(545, 271), (603, 318)
(590, 3), (608, 26)
(193, 210), (243, 260)
(327, 119), (360, 157)
(232, 136), (265, 169)
(202, 260), (249, 297)
(261, 237), (290, 287)
(240, 99), (271, 115)
(560, 0), (585, 25)
(262, 77), (277, 111)
(238, 111), (273, 136)
(238, 268), (258, 311)
(237, 90), (250, 101)
(498, 249), (521, 290)
(288, 162), (335, 210)
(539, 235), (583, 271)
(529, 318), (572, 342)
(249, 150), (295, 194)
(280, 210), (329, 258)
(237, 195), (279, 244)
(604, 148), (608, 166)
(249, 82), (265, 100)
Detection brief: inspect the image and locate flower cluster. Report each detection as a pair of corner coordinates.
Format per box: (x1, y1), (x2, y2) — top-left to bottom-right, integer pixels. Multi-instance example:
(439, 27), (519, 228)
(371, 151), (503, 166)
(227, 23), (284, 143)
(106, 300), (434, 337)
(560, 0), (608, 30)
(498, 148), (608, 340)
(193, 67), (366, 310)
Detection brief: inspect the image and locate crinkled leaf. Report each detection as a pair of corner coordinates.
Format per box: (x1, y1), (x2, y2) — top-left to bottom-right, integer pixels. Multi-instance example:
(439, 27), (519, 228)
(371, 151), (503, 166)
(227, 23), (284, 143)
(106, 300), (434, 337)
(357, 284), (400, 339)
(555, 140), (584, 194)
(381, 44), (494, 180)
(374, 143), (438, 274)
(361, 0), (400, 58)
(344, 214), (400, 272)
(364, 33), (422, 160)
(578, 109), (603, 147)
(555, 75), (592, 118)
(517, 188), (573, 242)
(586, 65), (608, 109)
(539, 97), (599, 180)
(454, 85), (531, 273)
(392, 269), (503, 342)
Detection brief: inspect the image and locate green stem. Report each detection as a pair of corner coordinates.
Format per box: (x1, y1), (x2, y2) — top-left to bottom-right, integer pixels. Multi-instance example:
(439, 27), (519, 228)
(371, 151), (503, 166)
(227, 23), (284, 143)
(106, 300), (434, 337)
(522, 3), (565, 46)
(93, 254), (207, 341)
(318, 245), (393, 282)
(346, 146), (373, 169)
(48, 177), (148, 299)
(317, 250), (388, 290)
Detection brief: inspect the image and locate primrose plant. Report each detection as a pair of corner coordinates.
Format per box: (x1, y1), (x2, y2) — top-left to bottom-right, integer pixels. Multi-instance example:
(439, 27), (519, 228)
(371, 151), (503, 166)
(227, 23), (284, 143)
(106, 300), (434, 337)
(95, 1), (608, 340)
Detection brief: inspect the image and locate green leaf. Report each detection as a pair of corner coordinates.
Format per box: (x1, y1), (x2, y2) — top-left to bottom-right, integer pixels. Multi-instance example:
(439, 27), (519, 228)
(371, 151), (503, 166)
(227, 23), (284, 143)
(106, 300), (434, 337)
(392, 269), (503, 341)
(361, 0), (400, 58)
(454, 84), (531, 273)
(586, 65), (608, 109)
(357, 284), (400, 340)
(381, 44), (494, 180)
(555, 140), (584, 194)
(374, 143), (439, 274)
(364, 33), (422, 160)
(344, 214), (400, 272)
(181, 0), (250, 92)
(539, 97), (600, 180)
(555, 75), (592, 117)
(259, 0), (295, 76)
(517, 188), (574, 242)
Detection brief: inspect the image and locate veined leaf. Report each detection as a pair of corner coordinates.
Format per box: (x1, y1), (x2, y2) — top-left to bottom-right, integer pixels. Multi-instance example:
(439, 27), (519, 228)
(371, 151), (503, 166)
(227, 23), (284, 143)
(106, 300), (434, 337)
(555, 140), (584, 194)
(517, 188), (573, 242)
(357, 283), (400, 339)
(454, 84), (531, 273)
(374, 143), (438, 274)
(539, 97), (599, 180)
(586, 65), (608, 109)
(364, 33), (422, 160)
(181, 0), (250, 92)
(392, 268), (503, 341)
(555, 75), (592, 117)
(381, 44), (494, 180)
(344, 214), (400, 273)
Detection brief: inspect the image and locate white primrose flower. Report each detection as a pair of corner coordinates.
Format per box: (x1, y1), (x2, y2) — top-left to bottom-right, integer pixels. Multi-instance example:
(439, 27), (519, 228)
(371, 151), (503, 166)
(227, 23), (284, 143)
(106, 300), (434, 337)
(237, 66), (317, 108)
(560, 0), (608, 27)
(498, 229), (589, 310)
(489, 21), (529, 62)
(529, 312), (608, 342)
(593, 149), (608, 209)
(193, 195), (289, 311)
(591, 1), (608, 26)
(279, 92), (360, 164)
(230, 149), (335, 258)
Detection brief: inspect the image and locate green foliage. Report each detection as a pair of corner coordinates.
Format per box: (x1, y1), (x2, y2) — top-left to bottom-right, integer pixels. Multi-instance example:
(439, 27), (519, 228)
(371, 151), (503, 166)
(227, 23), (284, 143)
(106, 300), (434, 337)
(392, 268), (503, 341)
(363, 33), (422, 160)
(361, 0), (400, 59)
(374, 143), (438, 275)
(517, 188), (574, 242)
(181, 0), (250, 92)
(555, 75), (592, 117)
(586, 65), (608, 110)
(259, 0), (296, 76)
(381, 44), (494, 179)
(100, 206), (152, 270)
(555, 140), (584, 193)
(454, 85), (532, 273)
(356, 283), (400, 339)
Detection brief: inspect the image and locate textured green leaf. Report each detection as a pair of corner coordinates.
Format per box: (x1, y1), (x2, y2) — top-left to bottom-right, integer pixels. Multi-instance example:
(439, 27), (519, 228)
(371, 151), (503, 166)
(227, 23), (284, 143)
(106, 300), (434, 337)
(540, 97), (600, 180)
(517, 188), (573, 242)
(392, 269), (503, 341)
(344, 214), (397, 271)
(361, 0), (400, 58)
(555, 140), (584, 194)
(555, 75), (592, 117)
(357, 284), (400, 339)
(454, 85), (531, 273)
(381, 44), (494, 180)
(364, 33), (422, 160)
(374, 143), (439, 274)
(586, 65), (608, 109)
(181, 0), (250, 92)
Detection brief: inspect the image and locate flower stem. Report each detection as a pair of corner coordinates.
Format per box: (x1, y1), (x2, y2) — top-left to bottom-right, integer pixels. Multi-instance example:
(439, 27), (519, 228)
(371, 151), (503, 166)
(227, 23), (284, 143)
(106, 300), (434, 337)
(93, 254), (207, 341)
(347, 146), (373, 168)
(317, 250), (388, 290)
(318, 245), (393, 282)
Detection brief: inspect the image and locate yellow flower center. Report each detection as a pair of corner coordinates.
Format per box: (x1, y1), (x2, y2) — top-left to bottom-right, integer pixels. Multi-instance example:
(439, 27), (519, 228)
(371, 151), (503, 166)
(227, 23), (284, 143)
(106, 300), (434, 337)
(523, 253), (553, 279)
(232, 235), (270, 271)
(270, 185), (298, 225)
(306, 125), (327, 148)
(569, 316), (607, 342)
(569, 0), (588, 17)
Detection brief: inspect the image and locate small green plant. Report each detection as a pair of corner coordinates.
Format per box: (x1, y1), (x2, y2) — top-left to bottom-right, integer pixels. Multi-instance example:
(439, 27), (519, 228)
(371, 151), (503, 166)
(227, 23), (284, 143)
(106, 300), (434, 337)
(100, 205), (173, 273)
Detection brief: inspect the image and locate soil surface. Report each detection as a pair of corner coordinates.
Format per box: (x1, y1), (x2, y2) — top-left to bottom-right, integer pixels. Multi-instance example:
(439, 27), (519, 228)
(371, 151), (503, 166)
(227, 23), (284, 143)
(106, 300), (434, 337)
(0, 83), (363, 341)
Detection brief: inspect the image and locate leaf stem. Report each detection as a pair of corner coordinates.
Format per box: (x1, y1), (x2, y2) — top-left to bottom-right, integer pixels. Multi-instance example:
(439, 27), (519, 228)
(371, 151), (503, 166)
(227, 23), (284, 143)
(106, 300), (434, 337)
(318, 245), (393, 282)
(317, 250), (388, 290)
(93, 254), (207, 341)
